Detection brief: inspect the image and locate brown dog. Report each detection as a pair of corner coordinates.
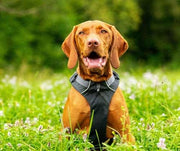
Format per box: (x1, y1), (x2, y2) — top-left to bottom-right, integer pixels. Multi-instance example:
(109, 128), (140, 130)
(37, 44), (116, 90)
(61, 20), (135, 149)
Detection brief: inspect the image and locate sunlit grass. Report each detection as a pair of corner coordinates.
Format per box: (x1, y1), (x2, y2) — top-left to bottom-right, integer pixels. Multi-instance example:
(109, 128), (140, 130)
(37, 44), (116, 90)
(0, 69), (180, 150)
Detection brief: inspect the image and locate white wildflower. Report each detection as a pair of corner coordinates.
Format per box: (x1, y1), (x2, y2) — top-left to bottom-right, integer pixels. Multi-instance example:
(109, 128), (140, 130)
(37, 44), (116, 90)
(24, 133), (29, 137)
(0, 110), (4, 116)
(173, 85), (178, 91)
(56, 101), (60, 105)
(157, 138), (167, 150)
(166, 87), (170, 92)
(129, 77), (138, 85)
(43, 95), (46, 100)
(176, 81), (180, 86)
(170, 123), (173, 127)
(48, 101), (55, 107)
(40, 81), (53, 90)
(151, 122), (155, 127)
(2, 75), (17, 85)
(129, 94), (136, 100)
(4, 123), (8, 130)
(8, 131), (11, 137)
(9, 76), (17, 85)
(25, 117), (31, 125)
(143, 71), (160, 87)
(8, 103), (13, 108)
(16, 102), (20, 107)
(143, 71), (154, 80)
(152, 75), (160, 86)
(140, 118), (144, 122)
(126, 87), (132, 94)
(54, 79), (65, 86)
(147, 122), (155, 130)
(14, 119), (23, 127)
(7, 142), (13, 148)
(178, 116), (180, 121)
(51, 92), (56, 99)
(15, 120), (20, 126)
(161, 113), (166, 117)
(38, 125), (43, 131)
(149, 91), (154, 96)
(33, 117), (39, 123)
(2, 75), (9, 83)
(83, 134), (87, 141)
(17, 143), (22, 147)
(20, 81), (30, 87)
(177, 107), (180, 111)
(48, 120), (52, 124)
(119, 81), (125, 90)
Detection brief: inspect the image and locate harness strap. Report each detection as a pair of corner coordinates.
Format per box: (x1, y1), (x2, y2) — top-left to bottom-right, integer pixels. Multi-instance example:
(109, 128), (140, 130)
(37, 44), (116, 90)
(70, 71), (120, 148)
(76, 72), (115, 88)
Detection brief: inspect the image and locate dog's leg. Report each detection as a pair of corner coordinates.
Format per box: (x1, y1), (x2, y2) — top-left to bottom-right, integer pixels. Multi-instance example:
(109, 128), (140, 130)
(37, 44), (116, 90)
(107, 88), (135, 144)
(62, 100), (78, 133)
(62, 87), (91, 133)
(107, 112), (135, 144)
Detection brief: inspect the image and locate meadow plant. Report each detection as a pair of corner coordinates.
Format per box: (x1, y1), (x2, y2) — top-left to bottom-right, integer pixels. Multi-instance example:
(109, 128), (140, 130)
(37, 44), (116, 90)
(0, 70), (179, 150)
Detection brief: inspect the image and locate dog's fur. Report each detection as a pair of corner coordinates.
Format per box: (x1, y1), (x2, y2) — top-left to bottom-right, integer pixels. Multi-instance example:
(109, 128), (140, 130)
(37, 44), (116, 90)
(61, 20), (135, 145)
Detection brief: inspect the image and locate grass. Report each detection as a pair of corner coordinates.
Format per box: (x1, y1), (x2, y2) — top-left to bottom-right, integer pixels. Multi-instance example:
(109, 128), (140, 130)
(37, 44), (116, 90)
(0, 68), (180, 150)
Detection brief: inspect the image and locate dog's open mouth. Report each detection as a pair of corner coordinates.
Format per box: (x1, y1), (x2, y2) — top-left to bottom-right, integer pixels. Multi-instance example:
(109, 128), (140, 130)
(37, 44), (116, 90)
(83, 51), (106, 69)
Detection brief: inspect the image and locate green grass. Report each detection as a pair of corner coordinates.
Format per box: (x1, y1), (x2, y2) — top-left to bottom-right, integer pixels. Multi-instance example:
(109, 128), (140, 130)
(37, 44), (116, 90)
(0, 69), (180, 150)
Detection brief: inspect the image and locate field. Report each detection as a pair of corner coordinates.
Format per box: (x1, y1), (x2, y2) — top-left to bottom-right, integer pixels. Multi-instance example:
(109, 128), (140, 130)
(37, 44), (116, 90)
(0, 68), (180, 151)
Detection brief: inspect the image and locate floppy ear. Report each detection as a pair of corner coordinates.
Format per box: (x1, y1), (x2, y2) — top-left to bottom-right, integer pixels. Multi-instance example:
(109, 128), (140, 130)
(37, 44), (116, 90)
(61, 26), (78, 69)
(110, 26), (128, 69)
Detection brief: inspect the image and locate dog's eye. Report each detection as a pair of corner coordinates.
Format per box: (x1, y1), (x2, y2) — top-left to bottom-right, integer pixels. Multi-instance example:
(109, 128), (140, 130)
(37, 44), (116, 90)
(101, 29), (108, 34)
(79, 31), (85, 35)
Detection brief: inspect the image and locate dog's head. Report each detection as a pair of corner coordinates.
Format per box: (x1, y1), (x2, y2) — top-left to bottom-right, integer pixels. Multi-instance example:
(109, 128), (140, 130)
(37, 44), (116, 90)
(62, 20), (128, 81)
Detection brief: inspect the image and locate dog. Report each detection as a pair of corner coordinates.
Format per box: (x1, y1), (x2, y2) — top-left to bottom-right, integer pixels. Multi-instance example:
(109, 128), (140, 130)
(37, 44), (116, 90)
(61, 20), (135, 149)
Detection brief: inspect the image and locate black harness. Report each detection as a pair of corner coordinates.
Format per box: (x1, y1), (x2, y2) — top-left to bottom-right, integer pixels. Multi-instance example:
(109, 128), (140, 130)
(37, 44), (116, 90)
(70, 71), (119, 148)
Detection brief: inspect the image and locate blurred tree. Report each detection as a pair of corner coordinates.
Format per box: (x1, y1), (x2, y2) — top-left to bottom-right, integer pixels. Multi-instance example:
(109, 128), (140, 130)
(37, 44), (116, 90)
(0, 0), (64, 69)
(0, 0), (39, 16)
(62, 0), (141, 35)
(0, 0), (141, 70)
(132, 0), (180, 66)
(0, 0), (179, 70)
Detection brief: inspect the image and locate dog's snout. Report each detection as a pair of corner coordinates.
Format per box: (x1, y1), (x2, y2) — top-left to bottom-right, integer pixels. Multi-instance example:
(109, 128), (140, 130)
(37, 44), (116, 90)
(87, 38), (99, 48)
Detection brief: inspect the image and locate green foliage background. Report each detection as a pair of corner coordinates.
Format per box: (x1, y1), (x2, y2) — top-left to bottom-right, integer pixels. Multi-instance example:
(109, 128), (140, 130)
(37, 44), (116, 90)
(0, 0), (179, 70)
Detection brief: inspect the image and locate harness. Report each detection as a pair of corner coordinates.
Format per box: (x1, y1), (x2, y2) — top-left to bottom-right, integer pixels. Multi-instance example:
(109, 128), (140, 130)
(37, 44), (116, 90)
(70, 71), (119, 148)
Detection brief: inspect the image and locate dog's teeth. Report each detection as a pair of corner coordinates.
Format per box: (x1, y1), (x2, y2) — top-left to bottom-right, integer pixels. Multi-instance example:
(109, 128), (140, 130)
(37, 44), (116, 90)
(86, 58), (90, 63)
(83, 56), (106, 68)
(83, 57), (89, 66)
(99, 58), (102, 63)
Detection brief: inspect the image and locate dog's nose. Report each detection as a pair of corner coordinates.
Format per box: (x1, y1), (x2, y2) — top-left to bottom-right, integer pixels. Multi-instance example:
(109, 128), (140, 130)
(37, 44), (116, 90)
(87, 38), (99, 48)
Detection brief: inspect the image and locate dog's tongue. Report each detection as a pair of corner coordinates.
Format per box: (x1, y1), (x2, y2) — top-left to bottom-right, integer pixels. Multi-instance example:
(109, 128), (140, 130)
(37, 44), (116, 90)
(87, 58), (102, 68)
(83, 57), (106, 68)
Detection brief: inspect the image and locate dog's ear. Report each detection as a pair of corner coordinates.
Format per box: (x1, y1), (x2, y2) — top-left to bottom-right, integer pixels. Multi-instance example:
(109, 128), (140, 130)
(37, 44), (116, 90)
(61, 26), (78, 69)
(110, 26), (128, 69)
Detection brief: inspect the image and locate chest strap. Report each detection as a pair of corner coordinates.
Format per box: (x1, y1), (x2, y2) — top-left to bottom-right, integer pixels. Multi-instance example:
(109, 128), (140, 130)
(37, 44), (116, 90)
(70, 71), (120, 148)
